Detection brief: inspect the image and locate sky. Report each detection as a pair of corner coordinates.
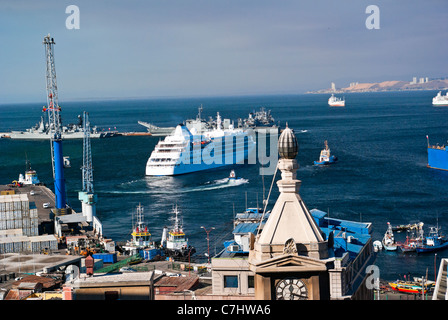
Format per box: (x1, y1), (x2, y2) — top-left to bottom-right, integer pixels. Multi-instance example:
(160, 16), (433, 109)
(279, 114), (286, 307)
(0, 0), (447, 103)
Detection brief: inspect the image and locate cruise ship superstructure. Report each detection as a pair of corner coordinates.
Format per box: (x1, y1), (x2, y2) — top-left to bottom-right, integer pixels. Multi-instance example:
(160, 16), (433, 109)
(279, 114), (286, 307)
(145, 112), (256, 176)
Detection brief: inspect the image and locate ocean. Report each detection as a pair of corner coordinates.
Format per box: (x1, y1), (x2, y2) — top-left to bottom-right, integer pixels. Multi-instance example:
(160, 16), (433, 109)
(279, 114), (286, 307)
(1, 90), (448, 282)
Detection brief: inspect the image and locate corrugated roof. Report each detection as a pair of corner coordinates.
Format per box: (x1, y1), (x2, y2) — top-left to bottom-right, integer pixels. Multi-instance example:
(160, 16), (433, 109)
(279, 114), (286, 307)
(12, 275), (59, 289)
(154, 275), (199, 292)
(232, 223), (260, 235)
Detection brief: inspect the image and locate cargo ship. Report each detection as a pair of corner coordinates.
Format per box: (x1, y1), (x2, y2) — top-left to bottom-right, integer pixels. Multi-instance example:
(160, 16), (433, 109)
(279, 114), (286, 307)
(328, 94), (345, 107)
(432, 91), (448, 106)
(426, 135), (448, 171)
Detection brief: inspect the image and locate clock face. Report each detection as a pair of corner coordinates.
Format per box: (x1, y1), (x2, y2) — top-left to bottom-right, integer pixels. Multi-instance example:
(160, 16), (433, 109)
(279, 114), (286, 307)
(275, 278), (308, 300)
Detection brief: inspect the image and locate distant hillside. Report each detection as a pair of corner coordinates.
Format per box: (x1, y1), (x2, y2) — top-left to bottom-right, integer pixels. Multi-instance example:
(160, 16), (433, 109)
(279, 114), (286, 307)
(308, 79), (448, 94)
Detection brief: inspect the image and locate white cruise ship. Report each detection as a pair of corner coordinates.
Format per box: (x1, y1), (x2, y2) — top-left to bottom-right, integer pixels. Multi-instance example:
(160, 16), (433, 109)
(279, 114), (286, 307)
(432, 91), (448, 106)
(328, 94), (345, 107)
(145, 113), (256, 176)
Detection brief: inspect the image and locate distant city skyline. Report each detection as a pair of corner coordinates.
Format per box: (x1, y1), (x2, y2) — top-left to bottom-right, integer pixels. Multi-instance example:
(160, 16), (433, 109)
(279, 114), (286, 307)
(1, 0), (447, 103)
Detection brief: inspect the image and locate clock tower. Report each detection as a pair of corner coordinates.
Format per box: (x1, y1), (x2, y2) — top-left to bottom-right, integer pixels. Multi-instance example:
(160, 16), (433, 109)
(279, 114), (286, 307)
(248, 125), (331, 300)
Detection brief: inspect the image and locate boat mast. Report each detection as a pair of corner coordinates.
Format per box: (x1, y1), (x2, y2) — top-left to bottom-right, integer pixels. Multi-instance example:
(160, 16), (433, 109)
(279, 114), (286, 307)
(134, 203), (145, 232)
(173, 204), (181, 232)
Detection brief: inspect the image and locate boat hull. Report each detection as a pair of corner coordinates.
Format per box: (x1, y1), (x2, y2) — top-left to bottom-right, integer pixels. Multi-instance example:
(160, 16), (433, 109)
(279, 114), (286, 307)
(415, 242), (448, 253)
(329, 103), (345, 107)
(314, 156), (337, 165)
(389, 282), (427, 294)
(427, 146), (448, 171)
(146, 138), (256, 176)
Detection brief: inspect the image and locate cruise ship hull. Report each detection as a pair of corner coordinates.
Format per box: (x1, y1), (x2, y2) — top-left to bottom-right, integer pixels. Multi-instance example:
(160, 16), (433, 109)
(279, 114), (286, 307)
(146, 142), (255, 176)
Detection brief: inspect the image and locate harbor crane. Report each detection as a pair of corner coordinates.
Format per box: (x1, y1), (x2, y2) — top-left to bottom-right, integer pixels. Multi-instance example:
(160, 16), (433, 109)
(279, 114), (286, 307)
(43, 34), (66, 210)
(78, 111), (97, 222)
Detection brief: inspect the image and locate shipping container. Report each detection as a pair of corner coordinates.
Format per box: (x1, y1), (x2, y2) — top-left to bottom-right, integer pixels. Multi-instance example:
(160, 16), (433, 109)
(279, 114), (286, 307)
(92, 253), (117, 263)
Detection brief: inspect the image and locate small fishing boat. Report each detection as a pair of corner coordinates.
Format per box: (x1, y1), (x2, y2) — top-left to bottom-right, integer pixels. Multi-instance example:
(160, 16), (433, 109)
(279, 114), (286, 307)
(314, 140), (337, 165)
(382, 222), (398, 251)
(415, 226), (448, 253)
(373, 240), (383, 252)
(398, 236), (419, 253)
(389, 280), (430, 294)
(397, 222), (424, 253)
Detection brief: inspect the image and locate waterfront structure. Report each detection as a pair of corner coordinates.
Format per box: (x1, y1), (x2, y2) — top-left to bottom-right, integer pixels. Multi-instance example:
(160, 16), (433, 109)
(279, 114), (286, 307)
(63, 271), (158, 300)
(211, 208), (268, 296)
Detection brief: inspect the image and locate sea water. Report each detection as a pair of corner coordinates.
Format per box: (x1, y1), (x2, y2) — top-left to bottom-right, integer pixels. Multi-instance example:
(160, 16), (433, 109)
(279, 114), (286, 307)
(1, 91), (448, 281)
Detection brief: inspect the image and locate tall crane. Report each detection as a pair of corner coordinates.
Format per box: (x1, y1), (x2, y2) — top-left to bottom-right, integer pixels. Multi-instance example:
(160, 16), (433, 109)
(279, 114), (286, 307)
(43, 34), (66, 210)
(78, 111), (97, 223)
(81, 111), (94, 194)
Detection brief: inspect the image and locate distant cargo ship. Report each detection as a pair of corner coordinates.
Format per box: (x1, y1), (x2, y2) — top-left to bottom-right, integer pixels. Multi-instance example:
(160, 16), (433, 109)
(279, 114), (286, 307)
(328, 94), (345, 107)
(427, 136), (448, 170)
(432, 91), (448, 106)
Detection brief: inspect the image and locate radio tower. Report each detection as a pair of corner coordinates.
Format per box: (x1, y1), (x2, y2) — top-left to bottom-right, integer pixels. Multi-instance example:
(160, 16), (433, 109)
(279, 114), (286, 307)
(78, 111), (97, 223)
(43, 34), (66, 210)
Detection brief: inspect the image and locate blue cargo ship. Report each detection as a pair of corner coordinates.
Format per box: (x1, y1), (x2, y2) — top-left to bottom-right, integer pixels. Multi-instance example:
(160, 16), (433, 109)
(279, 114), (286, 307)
(427, 136), (448, 171)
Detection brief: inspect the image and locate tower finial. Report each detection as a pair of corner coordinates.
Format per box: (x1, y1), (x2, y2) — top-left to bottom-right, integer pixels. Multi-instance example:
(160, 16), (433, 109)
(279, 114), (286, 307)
(278, 125), (298, 160)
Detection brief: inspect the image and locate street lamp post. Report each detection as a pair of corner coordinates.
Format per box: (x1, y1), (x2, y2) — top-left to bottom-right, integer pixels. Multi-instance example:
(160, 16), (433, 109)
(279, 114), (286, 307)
(201, 226), (215, 264)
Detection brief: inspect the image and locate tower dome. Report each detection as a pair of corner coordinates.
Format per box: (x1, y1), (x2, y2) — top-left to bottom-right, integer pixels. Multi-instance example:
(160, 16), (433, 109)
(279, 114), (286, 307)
(278, 124), (298, 159)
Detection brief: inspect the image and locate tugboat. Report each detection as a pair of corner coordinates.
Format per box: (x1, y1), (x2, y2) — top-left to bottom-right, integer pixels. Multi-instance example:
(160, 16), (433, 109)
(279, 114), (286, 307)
(382, 222), (398, 251)
(161, 205), (196, 259)
(415, 226), (448, 253)
(122, 204), (155, 255)
(314, 140), (338, 165)
(18, 160), (41, 185)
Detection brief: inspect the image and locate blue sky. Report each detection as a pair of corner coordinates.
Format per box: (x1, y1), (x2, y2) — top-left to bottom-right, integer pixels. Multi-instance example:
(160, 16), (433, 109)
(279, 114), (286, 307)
(1, 0), (447, 103)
